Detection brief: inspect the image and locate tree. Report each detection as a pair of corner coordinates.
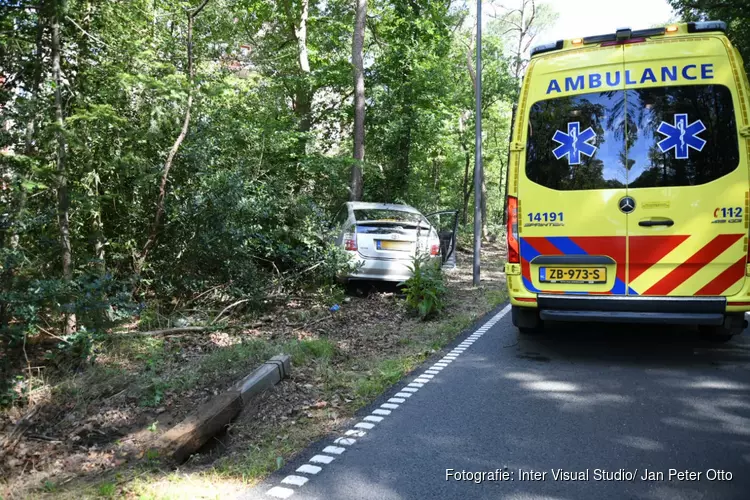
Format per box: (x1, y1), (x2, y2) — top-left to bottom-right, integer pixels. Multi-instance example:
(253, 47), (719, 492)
(668, 0), (750, 75)
(136, 0), (211, 274)
(50, 0), (76, 335)
(350, 0), (366, 201)
(495, 0), (557, 81)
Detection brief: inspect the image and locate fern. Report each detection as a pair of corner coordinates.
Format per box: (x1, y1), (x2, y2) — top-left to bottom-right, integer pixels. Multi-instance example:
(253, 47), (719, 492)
(400, 255), (447, 320)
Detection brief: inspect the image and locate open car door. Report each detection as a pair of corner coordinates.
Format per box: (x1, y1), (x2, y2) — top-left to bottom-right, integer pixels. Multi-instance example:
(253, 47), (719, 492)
(425, 210), (459, 269)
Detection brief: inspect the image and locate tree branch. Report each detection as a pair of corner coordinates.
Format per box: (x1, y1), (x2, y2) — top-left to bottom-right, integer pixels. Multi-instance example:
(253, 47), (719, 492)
(65, 15), (108, 48)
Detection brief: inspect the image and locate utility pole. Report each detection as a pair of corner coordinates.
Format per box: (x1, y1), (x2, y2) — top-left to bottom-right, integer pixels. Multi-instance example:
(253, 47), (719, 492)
(473, 0), (482, 286)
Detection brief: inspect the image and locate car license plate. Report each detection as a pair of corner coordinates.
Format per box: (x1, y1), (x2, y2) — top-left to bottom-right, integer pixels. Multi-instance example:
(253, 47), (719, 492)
(377, 240), (411, 251)
(539, 266), (606, 284)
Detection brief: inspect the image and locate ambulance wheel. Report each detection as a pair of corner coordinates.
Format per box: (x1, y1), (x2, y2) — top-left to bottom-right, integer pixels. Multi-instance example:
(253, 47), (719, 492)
(698, 314), (746, 343)
(512, 306), (543, 334)
(698, 329), (732, 343)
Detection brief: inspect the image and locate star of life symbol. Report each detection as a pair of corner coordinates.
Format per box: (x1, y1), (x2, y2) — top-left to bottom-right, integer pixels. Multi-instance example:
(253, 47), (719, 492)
(552, 122), (597, 165)
(656, 113), (706, 160)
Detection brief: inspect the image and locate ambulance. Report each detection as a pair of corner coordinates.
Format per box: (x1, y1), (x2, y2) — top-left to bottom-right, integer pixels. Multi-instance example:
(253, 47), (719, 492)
(505, 21), (750, 341)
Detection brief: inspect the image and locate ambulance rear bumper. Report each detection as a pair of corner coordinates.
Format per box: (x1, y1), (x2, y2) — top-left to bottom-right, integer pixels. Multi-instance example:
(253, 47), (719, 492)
(537, 294), (728, 326)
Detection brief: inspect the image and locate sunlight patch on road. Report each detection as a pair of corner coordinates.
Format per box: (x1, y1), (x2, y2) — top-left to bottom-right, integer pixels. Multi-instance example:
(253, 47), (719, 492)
(612, 435), (665, 452)
(523, 380), (580, 392)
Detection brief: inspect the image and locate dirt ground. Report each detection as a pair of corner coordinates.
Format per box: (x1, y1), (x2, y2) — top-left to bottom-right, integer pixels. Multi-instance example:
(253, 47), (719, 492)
(0, 242), (507, 498)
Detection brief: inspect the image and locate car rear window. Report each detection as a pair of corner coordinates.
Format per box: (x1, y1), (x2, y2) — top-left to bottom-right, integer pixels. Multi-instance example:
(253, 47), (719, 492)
(354, 209), (426, 226)
(524, 85), (739, 190)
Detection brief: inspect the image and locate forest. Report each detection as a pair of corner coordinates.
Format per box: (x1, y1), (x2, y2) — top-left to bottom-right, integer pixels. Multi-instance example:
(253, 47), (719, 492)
(0, 0), (545, 393)
(1, 0), (749, 495)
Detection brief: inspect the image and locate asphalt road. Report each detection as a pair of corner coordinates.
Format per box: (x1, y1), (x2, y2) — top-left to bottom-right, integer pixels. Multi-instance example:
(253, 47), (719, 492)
(246, 305), (750, 500)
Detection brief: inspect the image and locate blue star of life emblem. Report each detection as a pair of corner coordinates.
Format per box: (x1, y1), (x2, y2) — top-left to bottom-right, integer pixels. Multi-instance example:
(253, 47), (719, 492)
(552, 122), (597, 165)
(656, 113), (706, 160)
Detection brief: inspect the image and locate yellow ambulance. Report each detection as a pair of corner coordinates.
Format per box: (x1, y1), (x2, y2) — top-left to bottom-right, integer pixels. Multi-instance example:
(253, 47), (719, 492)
(505, 21), (750, 341)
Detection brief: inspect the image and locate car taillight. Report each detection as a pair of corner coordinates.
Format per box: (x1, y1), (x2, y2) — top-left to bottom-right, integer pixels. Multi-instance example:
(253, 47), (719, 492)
(430, 244), (440, 256)
(507, 196), (520, 263)
(344, 233), (357, 251)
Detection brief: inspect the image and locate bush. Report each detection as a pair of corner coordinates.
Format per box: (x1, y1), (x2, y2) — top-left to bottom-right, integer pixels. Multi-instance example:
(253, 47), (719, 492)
(400, 255), (447, 320)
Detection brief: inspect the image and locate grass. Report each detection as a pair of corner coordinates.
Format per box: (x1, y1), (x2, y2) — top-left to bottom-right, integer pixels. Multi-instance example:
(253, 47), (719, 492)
(285, 338), (337, 365)
(354, 357), (418, 400)
(211, 422), (317, 481)
(97, 482), (116, 497)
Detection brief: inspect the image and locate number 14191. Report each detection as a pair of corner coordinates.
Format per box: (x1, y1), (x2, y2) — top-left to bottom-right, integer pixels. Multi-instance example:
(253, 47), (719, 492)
(528, 212), (564, 223)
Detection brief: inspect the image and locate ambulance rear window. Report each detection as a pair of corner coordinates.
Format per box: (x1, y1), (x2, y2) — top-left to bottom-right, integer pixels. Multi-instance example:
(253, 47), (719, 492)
(524, 85), (739, 190)
(525, 91), (627, 190)
(627, 85), (738, 188)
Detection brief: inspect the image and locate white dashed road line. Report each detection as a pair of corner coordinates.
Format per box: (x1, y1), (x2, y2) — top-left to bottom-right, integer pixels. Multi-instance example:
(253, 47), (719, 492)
(265, 303), (511, 498)
(296, 464), (321, 475)
(282, 476), (309, 486)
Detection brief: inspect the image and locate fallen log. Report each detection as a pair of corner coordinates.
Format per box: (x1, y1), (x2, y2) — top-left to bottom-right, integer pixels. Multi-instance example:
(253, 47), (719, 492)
(153, 354), (291, 463)
(120, 326), (207, 337)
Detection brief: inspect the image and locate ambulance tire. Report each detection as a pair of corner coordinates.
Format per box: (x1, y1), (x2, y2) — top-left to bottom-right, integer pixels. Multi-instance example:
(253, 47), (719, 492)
(512, 306), (544, 334)
(697, 328), (733, 343)
(698, 314), (746, 343)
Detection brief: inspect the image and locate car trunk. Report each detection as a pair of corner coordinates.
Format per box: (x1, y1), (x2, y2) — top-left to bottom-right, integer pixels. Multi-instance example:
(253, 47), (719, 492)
(355, 223), (429, 260)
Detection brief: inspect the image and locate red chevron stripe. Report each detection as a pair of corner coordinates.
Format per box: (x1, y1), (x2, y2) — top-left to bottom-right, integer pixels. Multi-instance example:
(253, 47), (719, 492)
(644, 234), (744, 296)
(523, 237), (564, 256)
(695, 256), (747, 296)
(628, 235), (690, 283)
(521, 257), (531, 283)
(520, 238), (556, 286)
(571, 236), (627, 285)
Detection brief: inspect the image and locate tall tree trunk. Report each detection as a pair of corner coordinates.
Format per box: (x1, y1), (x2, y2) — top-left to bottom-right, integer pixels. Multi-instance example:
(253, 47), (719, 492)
(349, 0), (366, 201)
(136, 0), (209, 274)
(92, 176), (106, 270)
(284, 0), (312, 135)
(390, 121), (411, 201)
(513, 0), (526, 81)
(78, 0), (106, 273)
(51, 4), (76, 335)
(481, 175), (488, 239)
(458, 111), (473, 225)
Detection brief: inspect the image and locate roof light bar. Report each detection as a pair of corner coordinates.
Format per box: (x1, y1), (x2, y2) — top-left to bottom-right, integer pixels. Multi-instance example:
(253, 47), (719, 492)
(530, 40), (564, 57)
(687, 21), (727, 33)
(583, 33), (617, 44)
(615, 27), (632, 41)
(632, 27), (666, 37)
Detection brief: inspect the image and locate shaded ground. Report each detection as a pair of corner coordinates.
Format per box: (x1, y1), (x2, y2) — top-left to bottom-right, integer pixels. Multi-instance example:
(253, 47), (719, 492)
(1, 242), (507, 498)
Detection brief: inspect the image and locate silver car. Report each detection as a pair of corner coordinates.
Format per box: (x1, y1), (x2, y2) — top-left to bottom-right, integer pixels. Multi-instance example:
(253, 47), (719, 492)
(332, 202), (444, 283)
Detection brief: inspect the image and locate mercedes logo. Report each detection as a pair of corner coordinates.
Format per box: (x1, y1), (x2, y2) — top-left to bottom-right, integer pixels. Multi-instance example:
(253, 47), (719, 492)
(619, 196), (636, 214)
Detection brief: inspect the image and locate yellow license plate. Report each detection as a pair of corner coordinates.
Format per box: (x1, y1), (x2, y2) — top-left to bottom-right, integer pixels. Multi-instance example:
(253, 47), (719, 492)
(539, 266), (606, 284)
(378, 240), (411, 251)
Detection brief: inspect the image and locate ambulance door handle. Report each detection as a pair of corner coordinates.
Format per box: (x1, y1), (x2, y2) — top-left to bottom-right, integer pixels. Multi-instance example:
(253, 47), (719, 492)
(638, 218), (674, 227)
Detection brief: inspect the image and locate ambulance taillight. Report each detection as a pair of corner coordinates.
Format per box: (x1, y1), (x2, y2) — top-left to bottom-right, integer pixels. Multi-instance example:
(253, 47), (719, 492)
(507, 196), (520, 264)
